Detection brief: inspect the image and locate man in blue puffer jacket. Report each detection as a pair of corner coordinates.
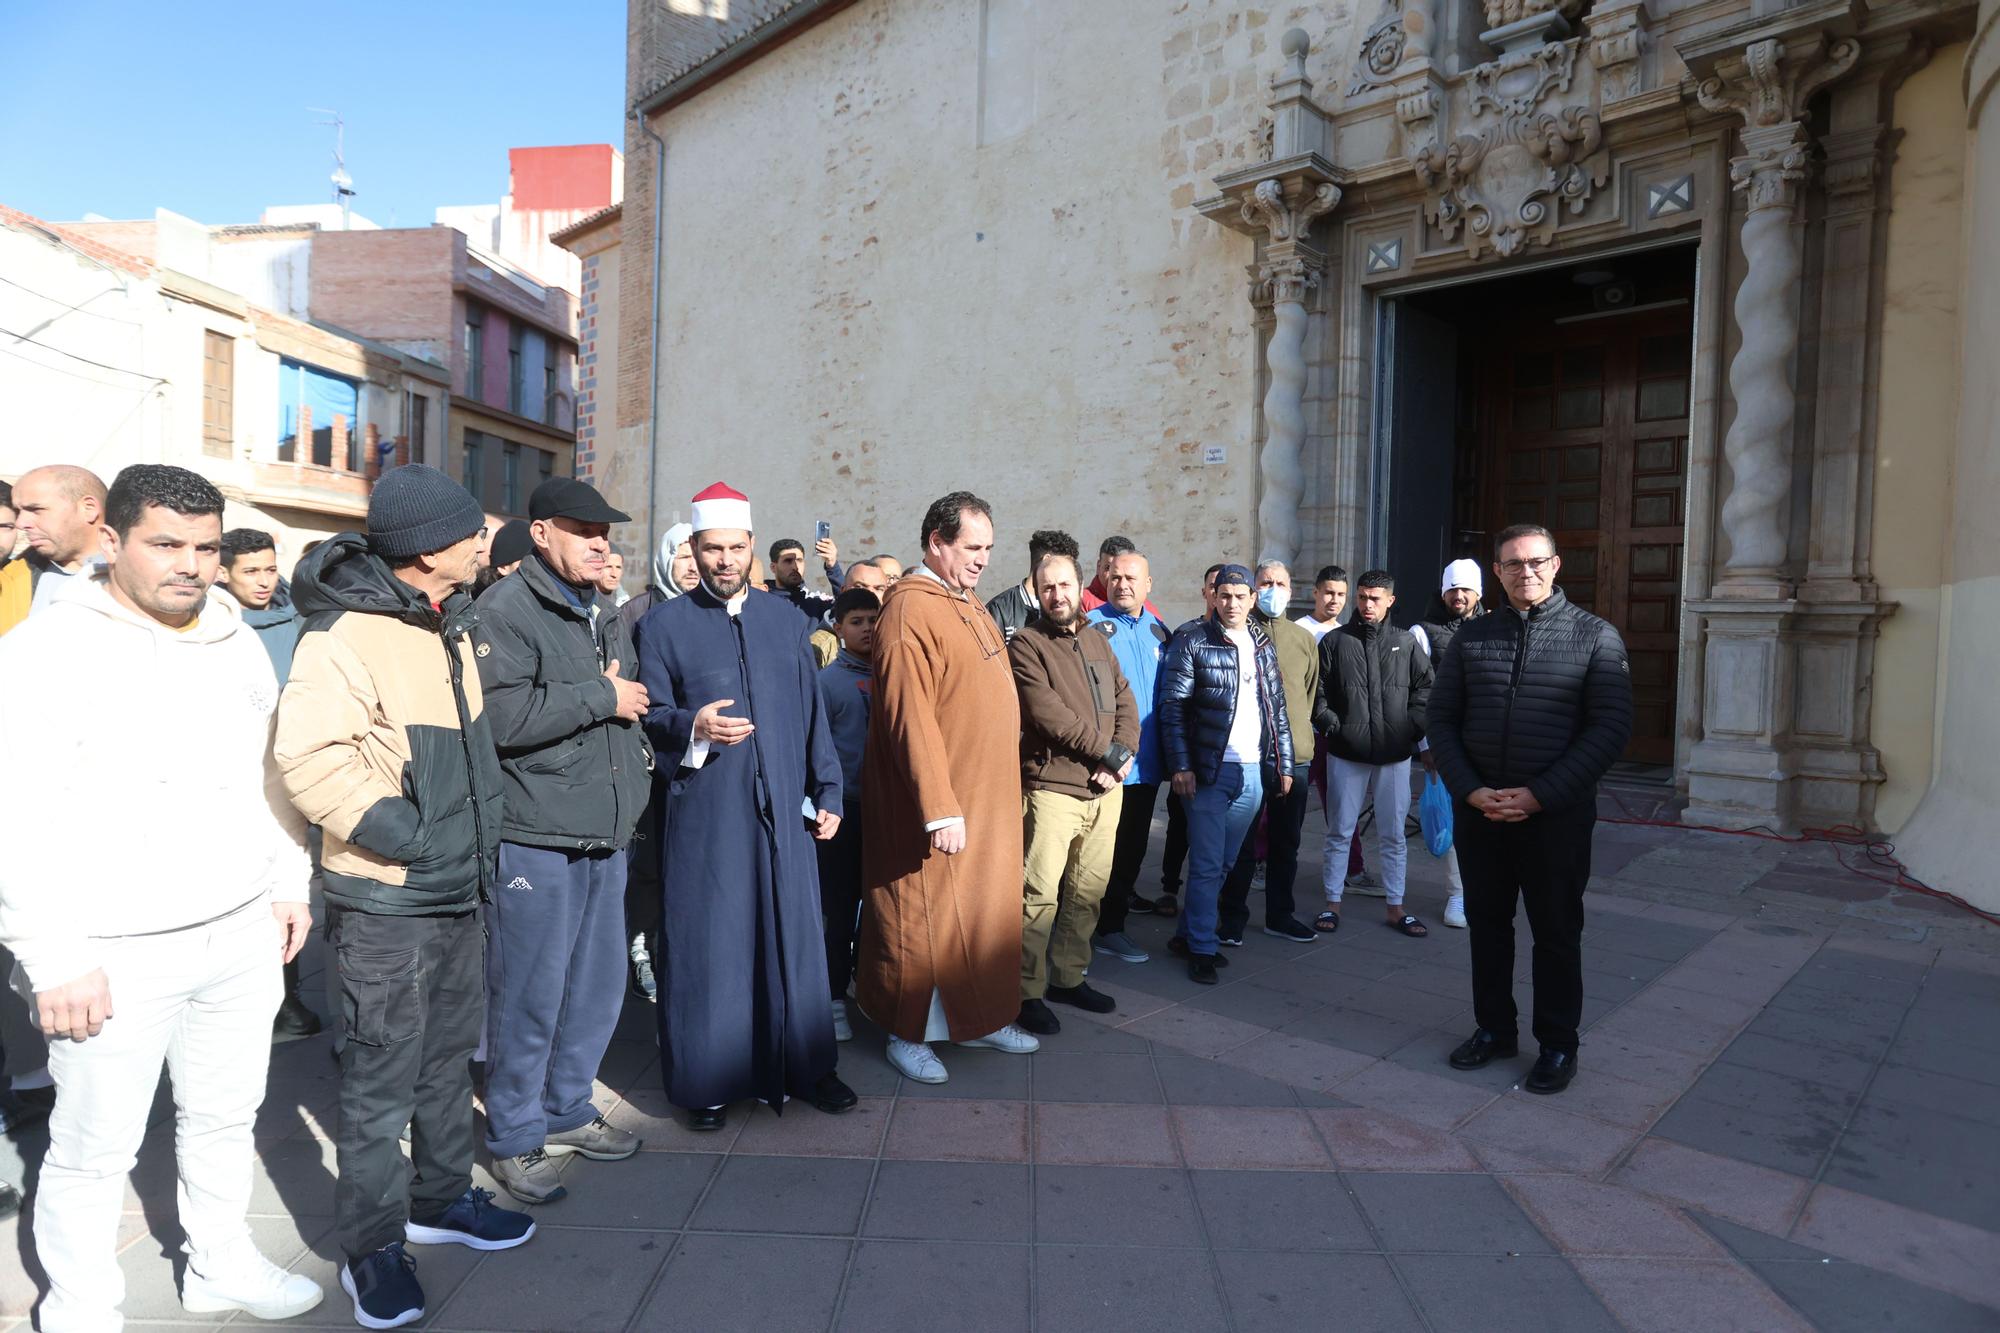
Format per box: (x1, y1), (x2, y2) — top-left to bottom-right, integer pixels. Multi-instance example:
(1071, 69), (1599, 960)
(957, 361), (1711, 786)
(1083, 551), (1171, 963)
(1156, 564), (1294, 983)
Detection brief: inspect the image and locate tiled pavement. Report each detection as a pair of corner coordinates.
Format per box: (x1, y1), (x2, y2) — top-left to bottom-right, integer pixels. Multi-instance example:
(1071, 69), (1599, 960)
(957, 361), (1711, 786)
(1, 790), (1997, 1331)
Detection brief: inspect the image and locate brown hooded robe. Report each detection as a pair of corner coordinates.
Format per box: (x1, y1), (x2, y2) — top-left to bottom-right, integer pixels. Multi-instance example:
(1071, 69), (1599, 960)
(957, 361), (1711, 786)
(856, 571), (1024, 1041)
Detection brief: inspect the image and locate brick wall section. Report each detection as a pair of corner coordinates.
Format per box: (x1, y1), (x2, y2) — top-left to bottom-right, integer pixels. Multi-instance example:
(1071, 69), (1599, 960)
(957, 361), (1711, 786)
(309, 228), (460, 346)
(576, 252), (601, 481)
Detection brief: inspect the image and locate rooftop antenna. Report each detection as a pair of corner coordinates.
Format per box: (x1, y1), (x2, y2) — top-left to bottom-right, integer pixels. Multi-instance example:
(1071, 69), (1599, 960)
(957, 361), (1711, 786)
(308, 108), (357, 229)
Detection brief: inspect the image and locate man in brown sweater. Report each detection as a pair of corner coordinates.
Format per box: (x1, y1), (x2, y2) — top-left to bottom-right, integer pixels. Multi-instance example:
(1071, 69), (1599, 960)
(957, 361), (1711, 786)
(1009, 551), (1140, 1035)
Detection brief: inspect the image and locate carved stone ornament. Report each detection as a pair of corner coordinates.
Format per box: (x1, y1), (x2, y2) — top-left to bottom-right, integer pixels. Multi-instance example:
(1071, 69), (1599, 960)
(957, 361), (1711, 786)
(1696, 36), (1860, 216)
(1415, 48), (1607, 259)
(1349, 0), (1407, 95)
(1694, 35), (1861, 131)
(1470, 39), (1578, 116)
(1238, 177), (1343, 242)
(1254, 111), (1276, 163)
(1483, 0), (1587, 28)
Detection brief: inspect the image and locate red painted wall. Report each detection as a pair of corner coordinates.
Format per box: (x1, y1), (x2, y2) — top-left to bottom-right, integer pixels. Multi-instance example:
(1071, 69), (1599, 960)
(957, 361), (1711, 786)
(509, 146), (617, 212)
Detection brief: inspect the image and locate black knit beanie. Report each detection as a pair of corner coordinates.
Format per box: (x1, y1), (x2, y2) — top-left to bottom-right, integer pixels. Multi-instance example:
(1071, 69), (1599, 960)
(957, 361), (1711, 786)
(489, 519), (533, 568)
(367, 465), (487, 560)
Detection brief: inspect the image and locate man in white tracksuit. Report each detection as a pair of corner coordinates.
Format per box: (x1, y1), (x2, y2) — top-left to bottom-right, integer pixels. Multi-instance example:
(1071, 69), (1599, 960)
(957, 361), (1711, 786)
(0, 465), (322, 1330)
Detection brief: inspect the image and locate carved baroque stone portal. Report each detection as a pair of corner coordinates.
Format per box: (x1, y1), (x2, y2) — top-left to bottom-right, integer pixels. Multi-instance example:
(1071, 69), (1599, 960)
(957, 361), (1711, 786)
(1414, 38), (1609, 259)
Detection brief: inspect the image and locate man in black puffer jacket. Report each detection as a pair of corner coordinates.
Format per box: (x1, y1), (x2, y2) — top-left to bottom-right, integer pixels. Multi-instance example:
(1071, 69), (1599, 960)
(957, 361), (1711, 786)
(1312, 570), (1432, 938)
(1157, 564), (1293, 983)
(1427, 524), (1633, 1096)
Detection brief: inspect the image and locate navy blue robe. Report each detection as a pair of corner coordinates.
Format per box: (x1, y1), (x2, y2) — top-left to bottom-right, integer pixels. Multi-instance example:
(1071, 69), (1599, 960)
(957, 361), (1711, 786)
(635, 585), (845, 1109)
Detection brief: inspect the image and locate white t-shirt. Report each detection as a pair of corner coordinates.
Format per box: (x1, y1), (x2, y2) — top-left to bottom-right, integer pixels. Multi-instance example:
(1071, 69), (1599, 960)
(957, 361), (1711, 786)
(1294, 612), (1338, 642)
(1222, 626), (1261, 763)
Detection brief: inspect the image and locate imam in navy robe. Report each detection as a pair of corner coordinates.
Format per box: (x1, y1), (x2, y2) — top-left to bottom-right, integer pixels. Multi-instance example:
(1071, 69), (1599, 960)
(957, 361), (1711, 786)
(635, 583), (845, 1110)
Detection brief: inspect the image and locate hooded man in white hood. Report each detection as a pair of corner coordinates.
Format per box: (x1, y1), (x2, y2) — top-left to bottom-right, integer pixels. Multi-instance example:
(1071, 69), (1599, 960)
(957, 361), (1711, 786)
(1414, 558), (1486, 930)
(614, 521), (697, 1000)
(0, 465), (321, 1329)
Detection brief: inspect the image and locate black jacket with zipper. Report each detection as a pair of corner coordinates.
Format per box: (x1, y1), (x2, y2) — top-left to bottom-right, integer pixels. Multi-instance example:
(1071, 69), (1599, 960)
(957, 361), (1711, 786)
(473, 554), (653, 851)
(1312, 617), (1432, 765)
(1157, 616), (1294, 785)
(1425, 586), (1633, 813)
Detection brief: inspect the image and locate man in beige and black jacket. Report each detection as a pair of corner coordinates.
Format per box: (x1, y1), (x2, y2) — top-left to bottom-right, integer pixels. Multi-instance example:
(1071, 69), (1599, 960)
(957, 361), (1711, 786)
(277, 465), (533, 1330)
(1008, 550), (1139, 1037)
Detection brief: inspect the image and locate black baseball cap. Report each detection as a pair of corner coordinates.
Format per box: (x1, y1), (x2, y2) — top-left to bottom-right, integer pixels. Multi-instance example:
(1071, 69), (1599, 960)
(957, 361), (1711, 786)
(528, 477), (630, 524)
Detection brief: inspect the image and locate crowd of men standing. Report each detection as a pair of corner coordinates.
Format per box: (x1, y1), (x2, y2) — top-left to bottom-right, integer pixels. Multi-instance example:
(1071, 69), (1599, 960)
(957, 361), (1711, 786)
(0, 460), (1632, 1331)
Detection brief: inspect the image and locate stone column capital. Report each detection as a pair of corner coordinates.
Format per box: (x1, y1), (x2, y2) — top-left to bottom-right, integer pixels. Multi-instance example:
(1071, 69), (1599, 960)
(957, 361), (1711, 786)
(1255, 253), (1325, 308)
(1236, 176), (1343, 246)
(1697, 35), (1860, 215)
(1694, 34), (1861, 131)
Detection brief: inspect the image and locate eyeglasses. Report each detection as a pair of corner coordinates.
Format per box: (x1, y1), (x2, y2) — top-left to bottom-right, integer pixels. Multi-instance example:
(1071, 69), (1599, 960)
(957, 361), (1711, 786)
(1498, 556), (1557, 576)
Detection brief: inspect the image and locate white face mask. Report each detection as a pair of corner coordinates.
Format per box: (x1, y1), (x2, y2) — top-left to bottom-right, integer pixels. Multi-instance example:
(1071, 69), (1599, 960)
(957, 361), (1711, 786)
(1256, 586), (1286, 618)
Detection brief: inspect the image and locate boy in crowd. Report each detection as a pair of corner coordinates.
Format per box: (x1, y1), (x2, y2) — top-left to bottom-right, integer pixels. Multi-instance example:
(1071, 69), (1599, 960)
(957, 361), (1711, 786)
(816, 587), (879, 1041)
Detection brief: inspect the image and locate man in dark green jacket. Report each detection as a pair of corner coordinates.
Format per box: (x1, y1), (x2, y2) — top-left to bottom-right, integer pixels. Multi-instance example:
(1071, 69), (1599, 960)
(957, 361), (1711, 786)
(473, 477), (653, 1205)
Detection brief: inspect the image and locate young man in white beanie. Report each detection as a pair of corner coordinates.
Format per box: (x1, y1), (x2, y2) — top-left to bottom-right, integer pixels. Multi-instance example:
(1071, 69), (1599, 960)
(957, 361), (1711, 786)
(1412, 559), (1487, 929)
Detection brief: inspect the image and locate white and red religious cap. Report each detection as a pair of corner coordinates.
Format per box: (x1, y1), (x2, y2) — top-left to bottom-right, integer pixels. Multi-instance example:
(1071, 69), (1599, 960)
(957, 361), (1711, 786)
(689, 481), (753, 533)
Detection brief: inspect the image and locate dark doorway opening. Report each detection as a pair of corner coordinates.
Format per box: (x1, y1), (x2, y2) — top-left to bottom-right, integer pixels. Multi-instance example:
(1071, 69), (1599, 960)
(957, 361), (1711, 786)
(1378, 245), (1697, 765)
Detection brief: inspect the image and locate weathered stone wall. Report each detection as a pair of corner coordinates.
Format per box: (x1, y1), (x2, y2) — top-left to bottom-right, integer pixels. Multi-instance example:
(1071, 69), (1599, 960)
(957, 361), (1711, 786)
(636, 0), (1332, 610)
(1899, 2), (2000, 909)
(1869, 44), (1967, 832)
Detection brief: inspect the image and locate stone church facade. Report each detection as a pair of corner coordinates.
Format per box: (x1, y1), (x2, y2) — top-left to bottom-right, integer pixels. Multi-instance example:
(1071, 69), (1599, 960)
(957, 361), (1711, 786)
(568, 0), (1998, 909)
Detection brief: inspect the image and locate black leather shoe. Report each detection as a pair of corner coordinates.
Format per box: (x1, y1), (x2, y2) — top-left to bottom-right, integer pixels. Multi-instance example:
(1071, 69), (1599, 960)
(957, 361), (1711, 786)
(685, 1106), (728, 1132)
(808, 1073), (858, 1115)
(1045, 982), (1116, 1014)
(1017, 999), (1062, 1035)
(1188, 956), (1219, 985)
(1447, 1029), (1520, 1070)
(1153, 893), (1179, 917)
(1166, 937), (1229, 967)
(1525, 1049), (1577, 1095)
(272, 994), (323, 1038)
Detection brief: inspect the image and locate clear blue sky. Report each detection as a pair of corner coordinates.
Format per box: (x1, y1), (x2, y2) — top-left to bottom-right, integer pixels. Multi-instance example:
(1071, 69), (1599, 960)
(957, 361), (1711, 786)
(0, 1), (627, 227)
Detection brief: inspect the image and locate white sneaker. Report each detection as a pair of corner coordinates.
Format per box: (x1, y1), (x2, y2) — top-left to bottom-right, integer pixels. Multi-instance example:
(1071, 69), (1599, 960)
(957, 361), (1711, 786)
(887, 1035), (948, 1083)
(1345, 871), (1388, 897)
(1444, 894), (1467, 929)
(831, 999), (853, 1042)
(956, 1024), (1040, 1055)
(182, 1247), (325, 1320)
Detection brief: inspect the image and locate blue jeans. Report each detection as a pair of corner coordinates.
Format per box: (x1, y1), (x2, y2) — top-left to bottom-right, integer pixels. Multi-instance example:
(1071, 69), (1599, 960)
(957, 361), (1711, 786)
(1180, 762), (1264, 956)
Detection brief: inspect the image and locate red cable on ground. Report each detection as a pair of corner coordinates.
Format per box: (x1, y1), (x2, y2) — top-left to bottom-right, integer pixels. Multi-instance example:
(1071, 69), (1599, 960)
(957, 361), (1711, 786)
(1598, 788), (2000, 929)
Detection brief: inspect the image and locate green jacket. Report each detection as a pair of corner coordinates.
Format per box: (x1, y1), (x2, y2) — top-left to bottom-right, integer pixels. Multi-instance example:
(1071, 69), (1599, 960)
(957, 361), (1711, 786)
(1252, 608), (1319, 766)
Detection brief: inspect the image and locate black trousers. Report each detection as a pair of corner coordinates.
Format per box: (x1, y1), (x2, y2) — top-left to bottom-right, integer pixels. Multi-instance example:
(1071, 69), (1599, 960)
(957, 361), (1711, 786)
(330, 907), (483, 1262)
(1219, 764), (1310, 936)
(816, 813), (864, 1000)
(625, 782), (664, 947)
(1160, 788), (1189, 896)
(1453, 800), (1594, 1055)
(1095, 782), (1159, 936)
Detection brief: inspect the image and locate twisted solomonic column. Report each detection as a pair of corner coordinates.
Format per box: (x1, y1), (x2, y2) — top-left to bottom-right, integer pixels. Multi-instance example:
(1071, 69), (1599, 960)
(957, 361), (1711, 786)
(1698, 36), (1859, 581)
(1241, 178), (1341, 567)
